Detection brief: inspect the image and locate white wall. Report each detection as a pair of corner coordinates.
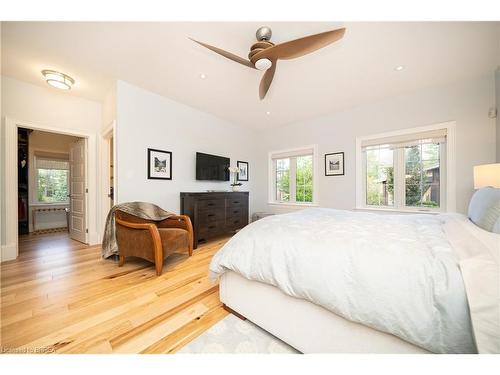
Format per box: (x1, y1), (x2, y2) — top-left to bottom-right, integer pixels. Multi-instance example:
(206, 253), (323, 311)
(28, 130), (79, 231)
(102, 84), (116, 131)
(496, 67), (500, 162)
(1, 76), (102, 256)
(116, 80), (260, 215)
(255, 74), (497, 215)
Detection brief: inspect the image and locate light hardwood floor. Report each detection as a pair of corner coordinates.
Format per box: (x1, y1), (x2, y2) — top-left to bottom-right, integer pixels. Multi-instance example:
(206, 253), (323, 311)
(0, 232), (230, 353)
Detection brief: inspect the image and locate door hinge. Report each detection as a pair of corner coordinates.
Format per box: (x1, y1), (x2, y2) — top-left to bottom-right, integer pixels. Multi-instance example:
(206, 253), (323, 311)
(86, 229), (88, 233)
(86, 188), (88, 193)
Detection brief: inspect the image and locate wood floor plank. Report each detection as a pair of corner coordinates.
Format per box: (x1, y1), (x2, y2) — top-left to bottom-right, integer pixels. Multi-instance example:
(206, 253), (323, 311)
(1, 232), (231, 353)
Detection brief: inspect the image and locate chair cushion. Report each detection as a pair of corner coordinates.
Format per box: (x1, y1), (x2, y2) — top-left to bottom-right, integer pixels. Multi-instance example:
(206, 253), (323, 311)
(158, 228), (189, 256)
(468, 187), (500, 233)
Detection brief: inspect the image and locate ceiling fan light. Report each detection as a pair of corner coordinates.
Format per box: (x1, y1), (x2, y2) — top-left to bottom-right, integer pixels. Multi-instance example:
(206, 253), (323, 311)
(42, 70), (75, 90)
(255, 58), (272, 71)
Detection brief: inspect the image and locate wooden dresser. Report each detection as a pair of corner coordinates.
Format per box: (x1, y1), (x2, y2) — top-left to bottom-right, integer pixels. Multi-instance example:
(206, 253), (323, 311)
(180, 191), (249, 248)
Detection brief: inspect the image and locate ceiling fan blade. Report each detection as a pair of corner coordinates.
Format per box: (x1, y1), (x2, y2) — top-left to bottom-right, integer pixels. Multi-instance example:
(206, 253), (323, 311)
(255, 28), (345, 61)
(190, 38), (255, 69)
(259, 60), (277, 100)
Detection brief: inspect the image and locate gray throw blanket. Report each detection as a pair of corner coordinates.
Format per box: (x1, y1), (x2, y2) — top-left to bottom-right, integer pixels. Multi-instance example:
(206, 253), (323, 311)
(102, 202), (175, 259)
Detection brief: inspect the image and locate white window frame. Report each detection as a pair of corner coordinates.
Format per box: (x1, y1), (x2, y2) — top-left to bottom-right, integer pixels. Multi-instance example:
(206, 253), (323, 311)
(355, 121), (456, 213)
(34, 155), (70, 205)
(268, 144), (319, 207)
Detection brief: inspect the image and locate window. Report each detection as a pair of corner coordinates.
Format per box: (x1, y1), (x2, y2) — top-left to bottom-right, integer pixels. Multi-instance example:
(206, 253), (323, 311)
(35, 156), (70, 204)
(357, 125), (454, 212)
(269, 146), (317, 205)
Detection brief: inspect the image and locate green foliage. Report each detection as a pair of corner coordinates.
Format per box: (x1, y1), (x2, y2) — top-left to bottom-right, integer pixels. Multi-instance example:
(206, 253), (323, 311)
(277, 169), (290, 201)
(275, 156), (313, 203)
(405, 146), (423, 206)
(366, 149), (394, 206)
(405, 145), (439, 208)
(296, 156), (313, 202)
(37, 169), (69, 203)
(365, 144), (439, 208)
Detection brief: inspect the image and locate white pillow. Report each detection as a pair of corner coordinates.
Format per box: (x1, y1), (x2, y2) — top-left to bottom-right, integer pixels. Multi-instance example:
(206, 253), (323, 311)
(468, 187), (500, 233)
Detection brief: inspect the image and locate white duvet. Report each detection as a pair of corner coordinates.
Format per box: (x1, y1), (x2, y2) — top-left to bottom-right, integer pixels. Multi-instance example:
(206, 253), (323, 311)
(209, 208), (477, 353)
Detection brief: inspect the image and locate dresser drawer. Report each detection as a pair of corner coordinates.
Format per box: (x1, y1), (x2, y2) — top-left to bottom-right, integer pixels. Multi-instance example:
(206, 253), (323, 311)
(226, 216), (245, 231)
(226, 206), (244, 218)
(197, 198), (225, 210)
(197, 209), (225, 224)
(227, 196), (247, 208)
(198, 221), (225, 239)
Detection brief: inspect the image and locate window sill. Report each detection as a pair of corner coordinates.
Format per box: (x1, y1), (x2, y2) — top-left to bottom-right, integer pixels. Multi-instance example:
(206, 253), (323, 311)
(268, 202), (319, 208)
(30, 202), (70, 207)
(354, 206), (441, 215)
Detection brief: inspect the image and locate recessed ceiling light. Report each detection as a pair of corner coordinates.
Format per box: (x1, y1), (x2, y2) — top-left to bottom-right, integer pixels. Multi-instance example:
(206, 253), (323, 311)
(394, 65), (405, 71)
(42, 70), (74, 90)
(199, 73), (207, 79)
(266, 111), (271, 115)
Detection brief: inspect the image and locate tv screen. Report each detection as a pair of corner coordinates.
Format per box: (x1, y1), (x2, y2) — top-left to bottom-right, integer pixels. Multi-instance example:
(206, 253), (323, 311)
(196, 152), (230, 181)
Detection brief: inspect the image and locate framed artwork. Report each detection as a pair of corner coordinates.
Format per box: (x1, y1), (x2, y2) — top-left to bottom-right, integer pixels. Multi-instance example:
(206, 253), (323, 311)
(237, 160), (249, 181)
(147, 148), (172, 180)
(325, 152), (344, 176)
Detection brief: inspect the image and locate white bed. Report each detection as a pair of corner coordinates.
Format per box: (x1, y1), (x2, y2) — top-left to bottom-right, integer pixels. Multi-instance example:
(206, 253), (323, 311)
(220, 271), (429, 353)
(210, 188), (500, 354)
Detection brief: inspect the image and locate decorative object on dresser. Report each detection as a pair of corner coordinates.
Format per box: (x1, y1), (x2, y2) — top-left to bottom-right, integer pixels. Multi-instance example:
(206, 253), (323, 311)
(325, 152), (345, 176)
(237, 160), (249, 181)
(228, 166), (243, 192)
(180, 192), (249, 249)
(147, 148), (172, 180)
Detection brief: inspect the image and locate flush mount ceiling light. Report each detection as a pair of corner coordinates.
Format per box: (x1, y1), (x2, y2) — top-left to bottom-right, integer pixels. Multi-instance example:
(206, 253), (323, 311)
(394, 65), (405, 71)
(41, 70), (75, 90)
(199, 73), (207, 79)
(266, 111), (271, 115)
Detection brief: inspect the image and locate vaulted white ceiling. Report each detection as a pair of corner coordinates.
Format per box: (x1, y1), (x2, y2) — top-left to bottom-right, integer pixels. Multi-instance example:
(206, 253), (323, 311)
(2, 22), (499, 129)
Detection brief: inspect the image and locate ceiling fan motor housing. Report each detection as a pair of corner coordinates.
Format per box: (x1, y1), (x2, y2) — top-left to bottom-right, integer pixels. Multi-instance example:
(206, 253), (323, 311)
(248, 40), (274, 64)
(256, 26), (272, 41)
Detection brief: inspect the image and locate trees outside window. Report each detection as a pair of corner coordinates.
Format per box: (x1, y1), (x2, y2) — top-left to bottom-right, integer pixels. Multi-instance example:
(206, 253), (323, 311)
(35, 157), (70, 204)
(363, 139), (443, 211)
(271, 148), (315, 204)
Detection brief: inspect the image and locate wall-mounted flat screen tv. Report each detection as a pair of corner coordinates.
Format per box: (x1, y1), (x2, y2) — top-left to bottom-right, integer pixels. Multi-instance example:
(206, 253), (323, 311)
(196, 152), (230, 181)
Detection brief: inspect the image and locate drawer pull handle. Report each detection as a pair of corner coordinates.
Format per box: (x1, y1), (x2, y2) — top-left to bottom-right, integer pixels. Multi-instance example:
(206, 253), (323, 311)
(234, 220), (239, 224)
(208, 225), (216, 229)
(207, 214), (215, 217)
(233, 201), (239, 204)
(207, 203), (215, 206)
(233, 210), (239, 214)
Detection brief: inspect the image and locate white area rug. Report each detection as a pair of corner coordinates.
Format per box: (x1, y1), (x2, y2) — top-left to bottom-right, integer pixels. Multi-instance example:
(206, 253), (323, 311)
(178, 314), (300, 354)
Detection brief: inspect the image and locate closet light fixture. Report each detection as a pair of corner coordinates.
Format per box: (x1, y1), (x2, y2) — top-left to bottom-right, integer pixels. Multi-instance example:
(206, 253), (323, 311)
(41, 70), (75, 90)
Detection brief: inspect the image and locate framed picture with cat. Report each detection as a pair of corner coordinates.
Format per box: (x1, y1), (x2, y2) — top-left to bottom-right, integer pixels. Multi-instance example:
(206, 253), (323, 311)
(147, 148), (172, 180)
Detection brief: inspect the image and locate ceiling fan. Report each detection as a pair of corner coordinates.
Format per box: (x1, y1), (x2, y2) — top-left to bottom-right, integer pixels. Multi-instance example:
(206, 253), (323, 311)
(190, 26), (346, 100)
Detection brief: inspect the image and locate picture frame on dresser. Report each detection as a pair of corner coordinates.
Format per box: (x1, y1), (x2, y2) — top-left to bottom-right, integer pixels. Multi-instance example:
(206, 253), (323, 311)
(147, 148), (172, 180)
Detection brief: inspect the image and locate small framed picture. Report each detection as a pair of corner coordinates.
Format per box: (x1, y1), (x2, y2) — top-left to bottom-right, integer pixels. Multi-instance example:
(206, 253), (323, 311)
(148, 148), (172, 180)
(237, 160), (249, 181)
(325, 152), (344, 176)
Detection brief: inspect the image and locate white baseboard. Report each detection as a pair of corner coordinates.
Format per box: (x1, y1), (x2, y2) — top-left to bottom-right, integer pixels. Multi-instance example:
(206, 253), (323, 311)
(1, 243), (17, 262)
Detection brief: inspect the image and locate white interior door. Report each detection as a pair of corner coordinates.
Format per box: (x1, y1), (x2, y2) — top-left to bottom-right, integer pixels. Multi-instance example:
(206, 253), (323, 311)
(69, 138), (87, 243)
